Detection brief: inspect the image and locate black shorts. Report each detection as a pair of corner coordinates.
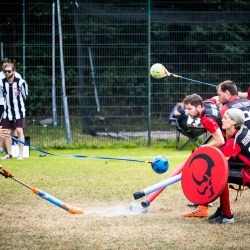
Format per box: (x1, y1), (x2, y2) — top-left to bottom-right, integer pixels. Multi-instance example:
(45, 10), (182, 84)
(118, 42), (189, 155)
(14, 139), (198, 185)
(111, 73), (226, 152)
(2, 118), (26, 129)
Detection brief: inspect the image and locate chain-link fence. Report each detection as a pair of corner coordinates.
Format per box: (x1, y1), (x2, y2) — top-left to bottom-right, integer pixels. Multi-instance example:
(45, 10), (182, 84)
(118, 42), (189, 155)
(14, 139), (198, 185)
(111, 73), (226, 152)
(1, 1), (250, 146)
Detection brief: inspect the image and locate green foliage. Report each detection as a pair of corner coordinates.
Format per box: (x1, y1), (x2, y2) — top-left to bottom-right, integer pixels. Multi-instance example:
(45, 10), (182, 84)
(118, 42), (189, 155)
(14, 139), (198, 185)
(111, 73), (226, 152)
(1, 1), (250, 142)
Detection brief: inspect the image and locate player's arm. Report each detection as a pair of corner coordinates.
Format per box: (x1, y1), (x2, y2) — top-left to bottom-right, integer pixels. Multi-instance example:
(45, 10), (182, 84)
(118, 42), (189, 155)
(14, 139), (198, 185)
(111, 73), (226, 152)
(201, 116), (225, 148)
(239, 86), (250, 100)
(222, 138), (242, 161)
(238, 91), (248, 99)
(205, 128), (225, 148)
(0, 126), (10, 138)
(0, 79), (4, 97)
(20, 80), (28, 100)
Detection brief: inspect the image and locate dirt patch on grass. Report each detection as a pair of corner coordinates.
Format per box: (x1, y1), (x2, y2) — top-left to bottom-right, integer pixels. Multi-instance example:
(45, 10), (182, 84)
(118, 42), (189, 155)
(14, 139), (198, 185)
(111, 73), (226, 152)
(1, 151), (250, 250)
(1, 187), (250, 250)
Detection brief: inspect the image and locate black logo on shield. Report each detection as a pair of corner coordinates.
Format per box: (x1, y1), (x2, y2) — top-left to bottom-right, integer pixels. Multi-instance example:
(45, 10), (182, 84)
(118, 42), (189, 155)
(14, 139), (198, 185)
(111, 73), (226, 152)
(189, 154), (215, 198)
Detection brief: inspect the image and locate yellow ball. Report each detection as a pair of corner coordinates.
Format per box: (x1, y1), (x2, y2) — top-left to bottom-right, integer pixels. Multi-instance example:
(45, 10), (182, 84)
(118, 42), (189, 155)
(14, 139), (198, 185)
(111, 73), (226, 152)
(150, 63), (166, 79)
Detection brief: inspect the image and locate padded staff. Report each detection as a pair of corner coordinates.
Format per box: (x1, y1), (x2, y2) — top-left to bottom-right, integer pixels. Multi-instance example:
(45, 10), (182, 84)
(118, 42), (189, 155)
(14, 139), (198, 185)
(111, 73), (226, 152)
(0, 167), (83, 214)
(133, 173), (182, 200)
(141, 135), (212, 208)
(150, 63), (216, 88)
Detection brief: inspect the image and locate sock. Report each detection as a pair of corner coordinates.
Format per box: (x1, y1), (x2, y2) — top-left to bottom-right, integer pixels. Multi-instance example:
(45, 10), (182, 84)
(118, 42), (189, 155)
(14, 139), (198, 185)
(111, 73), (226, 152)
(220, 184), (233, 218)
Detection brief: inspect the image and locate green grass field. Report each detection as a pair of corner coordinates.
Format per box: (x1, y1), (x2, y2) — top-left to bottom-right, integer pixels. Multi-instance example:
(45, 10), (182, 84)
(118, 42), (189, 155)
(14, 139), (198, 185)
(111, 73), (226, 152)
(1, 147), (250, 249)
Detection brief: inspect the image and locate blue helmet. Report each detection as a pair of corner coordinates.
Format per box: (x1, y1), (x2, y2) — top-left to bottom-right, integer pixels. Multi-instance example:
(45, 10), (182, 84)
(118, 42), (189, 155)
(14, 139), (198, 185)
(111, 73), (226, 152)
(151, 156), (169, 174)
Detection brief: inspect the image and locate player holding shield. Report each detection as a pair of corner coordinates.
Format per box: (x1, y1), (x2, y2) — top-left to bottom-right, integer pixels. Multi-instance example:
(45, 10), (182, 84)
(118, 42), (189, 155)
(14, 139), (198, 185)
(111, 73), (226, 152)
(181, 94), (224, 217)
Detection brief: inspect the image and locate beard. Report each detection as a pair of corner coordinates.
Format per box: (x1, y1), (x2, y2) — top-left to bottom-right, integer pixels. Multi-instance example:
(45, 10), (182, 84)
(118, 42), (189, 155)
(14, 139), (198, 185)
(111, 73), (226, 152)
(6, 72), (14, 80)
(190, 110), (199, 119)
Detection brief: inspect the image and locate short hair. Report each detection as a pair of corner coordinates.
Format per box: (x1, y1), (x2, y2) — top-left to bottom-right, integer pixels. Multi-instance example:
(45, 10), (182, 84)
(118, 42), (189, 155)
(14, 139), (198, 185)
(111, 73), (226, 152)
(1, 58), (11, 65)
(5, 62), (16, 71)
(183, 94), (203, 107)
(216, 80), (238, 96)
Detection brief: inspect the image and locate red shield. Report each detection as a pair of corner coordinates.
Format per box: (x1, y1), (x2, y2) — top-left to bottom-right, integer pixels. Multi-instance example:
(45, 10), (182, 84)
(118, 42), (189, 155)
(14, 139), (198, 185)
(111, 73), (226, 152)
(181, 146), (228, 205)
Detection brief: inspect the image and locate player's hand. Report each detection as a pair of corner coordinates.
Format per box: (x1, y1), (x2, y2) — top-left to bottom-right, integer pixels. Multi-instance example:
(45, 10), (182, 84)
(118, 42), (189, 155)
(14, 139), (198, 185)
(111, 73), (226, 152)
(0, 126), (10, 138)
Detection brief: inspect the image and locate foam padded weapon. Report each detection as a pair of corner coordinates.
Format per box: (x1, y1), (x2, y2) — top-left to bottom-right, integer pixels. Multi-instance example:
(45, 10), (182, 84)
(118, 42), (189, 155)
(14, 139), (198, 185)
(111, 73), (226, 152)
(150, 63), (216, 88)
(141, 161), (185, 207)
(141, 135), (213, 207)
(11, 136), (169, 174)
(0, 167), (83, 214)
(133, 173), (182, 200)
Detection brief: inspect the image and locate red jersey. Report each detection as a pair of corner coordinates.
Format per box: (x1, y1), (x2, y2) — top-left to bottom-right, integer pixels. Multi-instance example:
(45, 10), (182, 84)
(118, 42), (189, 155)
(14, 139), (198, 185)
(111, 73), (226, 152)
(222, 129), (250, 166)
(221, 133), (241, 158)
(200, 115), (220, 134)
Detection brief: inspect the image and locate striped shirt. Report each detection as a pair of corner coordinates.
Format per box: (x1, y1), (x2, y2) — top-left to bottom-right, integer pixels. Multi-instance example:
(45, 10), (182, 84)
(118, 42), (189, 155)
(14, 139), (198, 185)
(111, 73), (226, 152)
(0, 71), (24, 105)
(0, 77), (28, 120)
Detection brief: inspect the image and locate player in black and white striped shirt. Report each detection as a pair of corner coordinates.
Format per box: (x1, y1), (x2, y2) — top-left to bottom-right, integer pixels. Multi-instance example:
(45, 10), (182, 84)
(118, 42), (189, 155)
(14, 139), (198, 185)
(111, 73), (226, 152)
(0, 63), (28, 160)
(0, 58), (25, 154)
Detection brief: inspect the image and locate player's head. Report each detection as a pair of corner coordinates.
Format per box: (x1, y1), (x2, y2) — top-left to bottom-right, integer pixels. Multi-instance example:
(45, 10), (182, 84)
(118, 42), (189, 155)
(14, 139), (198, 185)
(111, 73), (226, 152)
(216, 80), (238, 105)
(4, 63), (16, 79)
(1, 58), (11, 70)
(222, 108), (245, 130)
(183, 94), (203, 119)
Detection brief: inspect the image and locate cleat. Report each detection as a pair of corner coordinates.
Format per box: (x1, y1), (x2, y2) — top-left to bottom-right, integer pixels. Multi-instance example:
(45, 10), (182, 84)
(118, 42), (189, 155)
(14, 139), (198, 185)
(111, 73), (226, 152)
(208, 207), (222, 220)
(209, 215), (235, 224)
(18, 155), (24, 160)
(182, 205), (208, 217)
(2, 154), (12, 160)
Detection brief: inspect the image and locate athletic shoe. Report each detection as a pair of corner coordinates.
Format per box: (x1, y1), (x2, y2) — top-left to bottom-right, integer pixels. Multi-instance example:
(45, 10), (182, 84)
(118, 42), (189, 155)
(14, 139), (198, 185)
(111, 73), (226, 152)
(2, 154), (12, 160)
(208, 207), (222, 220)
(209, 214), (235, 224)
(187, 202), (213, 207)
(0, 149), (5, 154)
(18, 155), (23, 160)
(182, 205), (208, 217)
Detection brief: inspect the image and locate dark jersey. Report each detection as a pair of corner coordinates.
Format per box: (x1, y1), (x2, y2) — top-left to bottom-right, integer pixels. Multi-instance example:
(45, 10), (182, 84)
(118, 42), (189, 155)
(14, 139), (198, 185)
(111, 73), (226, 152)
(235, 127), (250, 165)
(223, 98), (250, 129)
(202, 102), (222, 129)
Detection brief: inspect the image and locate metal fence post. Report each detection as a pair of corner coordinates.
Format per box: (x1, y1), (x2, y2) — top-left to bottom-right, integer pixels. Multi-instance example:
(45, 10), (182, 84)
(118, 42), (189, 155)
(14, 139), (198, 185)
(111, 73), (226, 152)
(147, 0), (151, 145)
(57, 0), (71, 143)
